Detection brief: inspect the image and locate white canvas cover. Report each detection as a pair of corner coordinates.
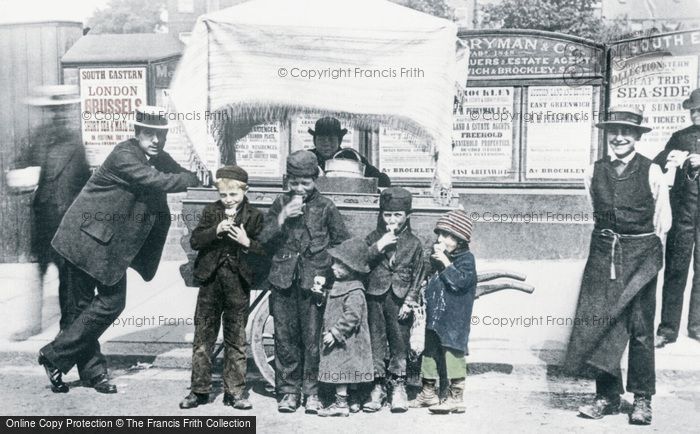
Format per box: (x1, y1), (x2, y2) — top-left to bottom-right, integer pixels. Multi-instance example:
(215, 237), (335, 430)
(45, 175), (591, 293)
(169, 0), (468, 190)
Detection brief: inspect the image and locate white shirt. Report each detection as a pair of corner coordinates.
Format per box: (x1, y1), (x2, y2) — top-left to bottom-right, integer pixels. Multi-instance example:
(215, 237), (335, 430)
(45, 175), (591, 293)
(583, 151), (672, 236)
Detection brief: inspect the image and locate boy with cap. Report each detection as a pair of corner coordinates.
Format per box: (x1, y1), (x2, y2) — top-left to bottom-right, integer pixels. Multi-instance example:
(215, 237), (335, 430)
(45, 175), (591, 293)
(411, 209), (476, 414)
(564, 107), (671, 425)
(180, 165), (265, 410)
(363, 187), (424, 413)
(260, 150), (350, 414)
(317, 237), (373, 417)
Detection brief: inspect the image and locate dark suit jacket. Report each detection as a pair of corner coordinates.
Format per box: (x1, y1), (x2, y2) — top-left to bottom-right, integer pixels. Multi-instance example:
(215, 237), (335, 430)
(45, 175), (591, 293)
(260, 189), (349, 290)
(51, 138), (200, 286)
(365, 226), (424, 301)
(652, 125), (700, 226)
(190, 198), (265, 285)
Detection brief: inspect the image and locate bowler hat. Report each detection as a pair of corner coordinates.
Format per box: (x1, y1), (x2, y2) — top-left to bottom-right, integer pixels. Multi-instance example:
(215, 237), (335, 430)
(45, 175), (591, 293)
(682, 88), (700, 110)
(380, 187), (412, 212)
(216, 165), (248, 183)
(25, 85), (80, 106)
(130, 106), (170, 129)
(595, 106), (651, 134)
(328, 237), (371, 274)
(308, 117), (348, 138)
(434, 209), (474, 243)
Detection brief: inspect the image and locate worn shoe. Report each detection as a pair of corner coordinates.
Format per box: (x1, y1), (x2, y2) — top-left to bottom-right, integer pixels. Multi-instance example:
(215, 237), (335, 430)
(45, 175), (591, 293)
(278, 394), (299, 413)
(304, 394), (322, 414)
(578, 395), (621, 419)
(179, 392), (209, 409)
(318, 394), (349, 417)
(363, 381), (387, 412)
(390, 377), (408, 413)
(38, 353), (69, 393)
(629, 395), (652, 425)
(223, 392), (252, 410)
(654, 335), (675, 348)
(429, 378), (466, 414)
(409, 379), (439, 408)
(85, 374), (117, 394)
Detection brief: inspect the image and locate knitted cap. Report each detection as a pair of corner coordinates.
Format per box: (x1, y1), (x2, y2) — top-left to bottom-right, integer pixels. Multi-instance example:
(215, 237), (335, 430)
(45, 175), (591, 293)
(216, 165), (248, 183)
(380, 187), (412, 212)
(328, 237), (370, 274)
(434, 209), (474, 243)
(286, 150), (319, 178)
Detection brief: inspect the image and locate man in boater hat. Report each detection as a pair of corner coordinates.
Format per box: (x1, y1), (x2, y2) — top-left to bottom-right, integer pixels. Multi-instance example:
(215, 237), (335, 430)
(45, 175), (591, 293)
(38, 106), (200, 394)
(564, 107), (671, 425)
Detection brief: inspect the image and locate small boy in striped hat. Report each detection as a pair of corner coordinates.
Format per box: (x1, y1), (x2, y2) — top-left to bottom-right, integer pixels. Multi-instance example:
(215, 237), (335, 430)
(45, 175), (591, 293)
(410, 209), (477, 414)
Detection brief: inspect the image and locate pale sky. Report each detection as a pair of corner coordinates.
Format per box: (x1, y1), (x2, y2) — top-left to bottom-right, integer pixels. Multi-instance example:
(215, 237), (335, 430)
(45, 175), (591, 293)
(0, 0), (110, 25)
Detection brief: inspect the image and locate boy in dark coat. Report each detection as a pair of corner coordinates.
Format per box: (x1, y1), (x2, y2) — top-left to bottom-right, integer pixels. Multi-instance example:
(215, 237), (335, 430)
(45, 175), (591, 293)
(317, 237), (373, 417)
(363, 187), (424, 412)
(411, 209), (476, 414)
(259, 150), (349, 414)
(179, 165), (265, 410)
(564, 107), (671, 425)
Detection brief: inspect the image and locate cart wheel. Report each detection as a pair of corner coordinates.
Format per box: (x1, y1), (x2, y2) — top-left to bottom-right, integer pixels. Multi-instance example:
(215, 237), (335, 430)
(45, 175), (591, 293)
(250, 292), (276, 387)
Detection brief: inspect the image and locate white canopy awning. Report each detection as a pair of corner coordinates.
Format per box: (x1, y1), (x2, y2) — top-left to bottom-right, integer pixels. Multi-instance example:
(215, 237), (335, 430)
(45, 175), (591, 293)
(169, 0), (468, 190)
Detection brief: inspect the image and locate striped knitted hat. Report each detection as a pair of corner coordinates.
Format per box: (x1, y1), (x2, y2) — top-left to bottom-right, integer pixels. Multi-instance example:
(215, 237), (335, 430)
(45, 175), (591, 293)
(434, 209), (474, 243)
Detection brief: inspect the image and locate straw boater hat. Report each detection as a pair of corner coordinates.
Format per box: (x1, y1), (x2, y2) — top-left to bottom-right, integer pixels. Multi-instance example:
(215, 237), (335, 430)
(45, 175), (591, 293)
(682, 88), (700, 110)
(25, 85), (80, 106)
(595, 106), (652, 134)
(130, 106), (170, 129)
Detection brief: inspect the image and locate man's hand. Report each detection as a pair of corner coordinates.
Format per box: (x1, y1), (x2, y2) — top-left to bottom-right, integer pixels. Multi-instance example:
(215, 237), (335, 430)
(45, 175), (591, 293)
(228, 224), (250, 247)
(216, 219), (234, 236)
(688, 153), (700, 169)
(375, 231), (398, 252)
(323, 332), (335, 348)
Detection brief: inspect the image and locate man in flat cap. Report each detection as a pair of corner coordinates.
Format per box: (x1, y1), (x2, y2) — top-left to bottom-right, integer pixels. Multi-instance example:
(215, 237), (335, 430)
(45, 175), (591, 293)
(565, 107), (671, 425)
(653, 87), (700, 348)
(38, 106), (200, 394)
(309, 116), (391, 187)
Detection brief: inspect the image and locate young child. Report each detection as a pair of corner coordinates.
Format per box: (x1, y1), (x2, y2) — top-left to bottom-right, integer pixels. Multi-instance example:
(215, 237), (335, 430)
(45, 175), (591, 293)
(410, 209), (476, 414)
(317, 237), (374, 417)
(179, 165), (265, 410)
(363, 187), (424, 413)
(259, 150), (349, 414)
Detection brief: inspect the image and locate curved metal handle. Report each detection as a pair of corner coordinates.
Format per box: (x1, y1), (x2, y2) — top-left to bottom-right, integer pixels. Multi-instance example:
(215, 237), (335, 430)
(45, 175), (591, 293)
(475, 281), (535, 299)
(477, 269), (527, 282)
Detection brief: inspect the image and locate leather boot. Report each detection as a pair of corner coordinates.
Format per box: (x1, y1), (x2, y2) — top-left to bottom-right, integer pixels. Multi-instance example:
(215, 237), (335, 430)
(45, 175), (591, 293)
(409, 378), (439, 408)
(578, 394), (621, 419)
(362, 380), (387, 412)
(277, 393), (299, 413)
(429, 378), (466, 414)
(179, 392), (209, 409)
(318, 394), (349, 417)
(390, 377), (408, 413)
(629, 395), (652, 425)
(304, 394), (322, 414)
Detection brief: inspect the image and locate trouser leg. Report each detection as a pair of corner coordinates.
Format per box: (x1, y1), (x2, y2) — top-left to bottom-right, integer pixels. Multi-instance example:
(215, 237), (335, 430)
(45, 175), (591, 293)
(41, 264), (126, 376)
(385, 292), (410, 378)
(443, 347), (466, 380)
(688, 225), (700, 336)
(367, 293), (388, 378)
(596, 370), (624, 397)
(627, 276), (657, 396)
(420, 330), (442, 380)
(222, 271), (250, 396)
(190, 278), (223, 395)
(271, 284), (302, 395)
(298, 285), (321, 396)
(657, 223), (694, 340)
